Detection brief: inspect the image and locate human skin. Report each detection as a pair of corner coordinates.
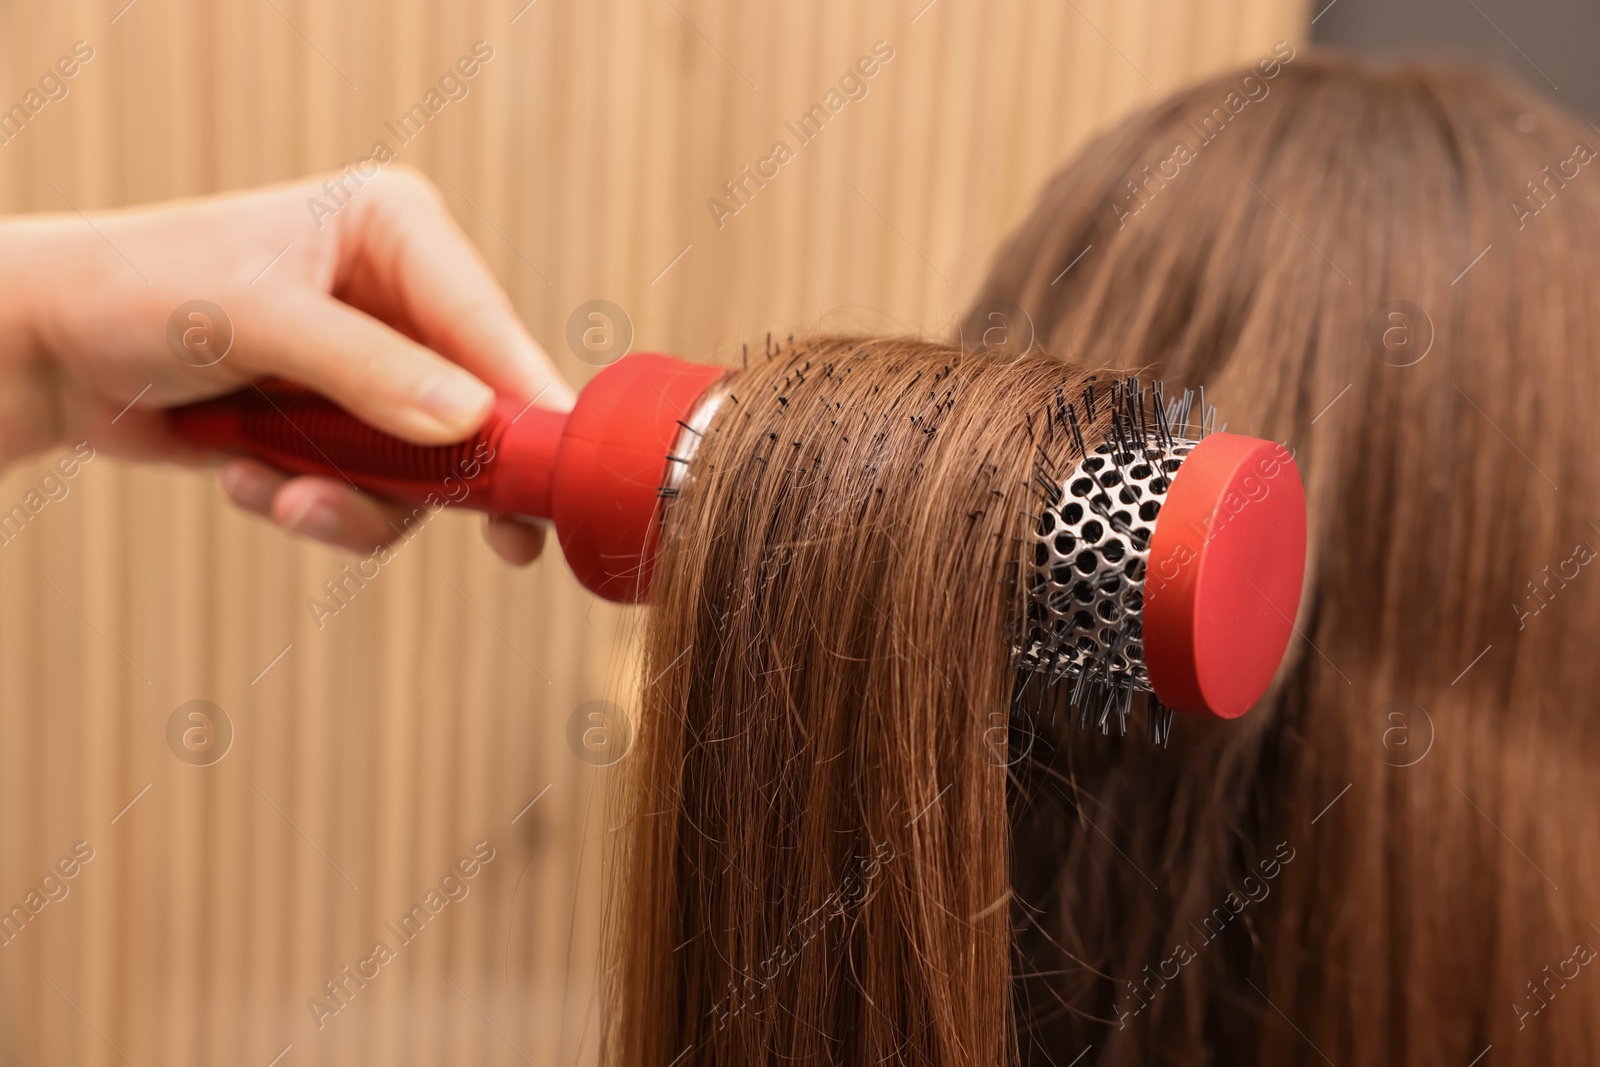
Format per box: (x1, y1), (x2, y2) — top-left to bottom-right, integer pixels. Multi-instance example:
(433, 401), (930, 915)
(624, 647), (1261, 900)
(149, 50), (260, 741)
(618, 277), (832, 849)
(0, 165), (574, 563)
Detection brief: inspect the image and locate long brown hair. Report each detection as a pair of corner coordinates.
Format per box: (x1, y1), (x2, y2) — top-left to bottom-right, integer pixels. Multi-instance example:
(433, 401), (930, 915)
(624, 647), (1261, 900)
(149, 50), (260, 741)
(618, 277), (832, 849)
(972, 54), (1600, 1064)
(610, 55), (1600, 1066)
(609, 336), (1140, 1065)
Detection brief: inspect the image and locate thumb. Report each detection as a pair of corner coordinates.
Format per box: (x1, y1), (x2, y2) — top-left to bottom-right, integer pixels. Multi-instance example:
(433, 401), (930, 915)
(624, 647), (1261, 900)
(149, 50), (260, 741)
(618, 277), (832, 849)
(218, 285), (495, 444)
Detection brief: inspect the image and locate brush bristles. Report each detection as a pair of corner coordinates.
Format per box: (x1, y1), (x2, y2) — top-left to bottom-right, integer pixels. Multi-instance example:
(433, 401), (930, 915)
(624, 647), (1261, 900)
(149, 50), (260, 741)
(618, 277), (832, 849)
(1017, 376), (1214, 746)
(673, 340), (1212, 748)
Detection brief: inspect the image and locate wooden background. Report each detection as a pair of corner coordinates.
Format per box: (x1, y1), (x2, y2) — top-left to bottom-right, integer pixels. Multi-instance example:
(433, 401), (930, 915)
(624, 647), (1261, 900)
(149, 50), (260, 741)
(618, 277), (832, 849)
(0, 1), (1301, 1063)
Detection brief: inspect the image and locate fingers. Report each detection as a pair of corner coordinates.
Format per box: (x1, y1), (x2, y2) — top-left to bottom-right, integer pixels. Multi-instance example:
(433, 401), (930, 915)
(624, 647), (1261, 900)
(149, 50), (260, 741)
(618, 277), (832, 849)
(221, 459), (550, 567)
(221, 285), (496, 445)
(221, 460), (413, 554)
(338, 168), (576, 410)
(218, 459), (286, 515)
(484, 516), (547, 565)
(269, 478), (405, 551)
(207, 167), (573, 566)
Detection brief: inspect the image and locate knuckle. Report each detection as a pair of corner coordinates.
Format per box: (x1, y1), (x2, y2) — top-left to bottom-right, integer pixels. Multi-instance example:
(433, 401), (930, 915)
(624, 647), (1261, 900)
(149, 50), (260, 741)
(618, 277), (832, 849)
(382, 164), (446, 207)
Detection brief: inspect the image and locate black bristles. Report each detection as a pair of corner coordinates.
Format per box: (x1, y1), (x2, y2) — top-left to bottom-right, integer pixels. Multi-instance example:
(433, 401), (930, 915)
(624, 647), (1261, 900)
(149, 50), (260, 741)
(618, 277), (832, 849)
(1065, 405), (1087, 459)
(1069, 661), (1091, 708)
(1011, 370), (1206, 750)
(1147, 697), (1173, 748)
(1032, 461), (1063, 508)
(1131, 377), (1148, 445)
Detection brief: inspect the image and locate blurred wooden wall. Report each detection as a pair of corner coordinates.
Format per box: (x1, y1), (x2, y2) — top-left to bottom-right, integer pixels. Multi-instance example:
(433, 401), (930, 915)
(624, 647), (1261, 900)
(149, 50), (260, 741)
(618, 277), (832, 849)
(0, 0), (1302, 1063)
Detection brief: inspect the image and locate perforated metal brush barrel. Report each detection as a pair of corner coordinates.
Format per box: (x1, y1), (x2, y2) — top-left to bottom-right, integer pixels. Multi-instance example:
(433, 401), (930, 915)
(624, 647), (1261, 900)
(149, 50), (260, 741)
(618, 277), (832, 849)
(1014, 378), (1307, 734)
(1021, 434), (1197, 692)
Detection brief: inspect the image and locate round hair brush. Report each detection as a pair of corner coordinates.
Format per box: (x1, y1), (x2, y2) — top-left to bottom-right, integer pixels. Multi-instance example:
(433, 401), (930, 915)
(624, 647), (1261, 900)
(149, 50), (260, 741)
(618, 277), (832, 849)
(169, 353), (1305, 723)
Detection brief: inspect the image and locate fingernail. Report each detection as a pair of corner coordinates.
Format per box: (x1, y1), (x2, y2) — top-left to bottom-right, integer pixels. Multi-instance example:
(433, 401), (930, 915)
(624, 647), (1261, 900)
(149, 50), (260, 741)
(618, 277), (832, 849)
(221, 465), (275, 510)
(418, 370), (494, 428)
(535, 374), (577, 411)
(284, 497), (342, 540)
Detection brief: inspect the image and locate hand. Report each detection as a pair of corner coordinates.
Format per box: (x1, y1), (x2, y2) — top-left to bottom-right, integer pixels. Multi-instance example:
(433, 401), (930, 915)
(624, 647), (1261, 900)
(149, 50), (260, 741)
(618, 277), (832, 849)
(0, 165), (574, 564)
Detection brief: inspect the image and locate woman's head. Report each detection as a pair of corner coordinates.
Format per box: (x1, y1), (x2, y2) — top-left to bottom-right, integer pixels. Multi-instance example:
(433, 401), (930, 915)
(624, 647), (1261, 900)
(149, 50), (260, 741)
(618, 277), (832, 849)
(611, 53), (1600, 1066)
(975, 52), (1600, 1063)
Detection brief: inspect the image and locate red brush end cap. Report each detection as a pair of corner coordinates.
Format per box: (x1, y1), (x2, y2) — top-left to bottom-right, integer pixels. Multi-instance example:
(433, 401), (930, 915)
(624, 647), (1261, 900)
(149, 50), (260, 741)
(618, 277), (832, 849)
(1142, 433), (1307, 719)
(551, 353), (727, 603)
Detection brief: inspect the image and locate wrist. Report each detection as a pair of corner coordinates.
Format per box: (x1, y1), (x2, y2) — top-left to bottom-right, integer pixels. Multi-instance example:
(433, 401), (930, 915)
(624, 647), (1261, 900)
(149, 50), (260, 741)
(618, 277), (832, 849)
(0, 216), (76, 365)
(0, 215), (90, 462)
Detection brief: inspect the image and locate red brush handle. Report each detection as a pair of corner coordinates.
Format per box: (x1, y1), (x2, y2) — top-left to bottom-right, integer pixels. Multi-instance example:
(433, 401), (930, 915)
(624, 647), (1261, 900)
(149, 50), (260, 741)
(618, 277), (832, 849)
(169, 379), (567, 518)
(168, 354), (729, 602)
